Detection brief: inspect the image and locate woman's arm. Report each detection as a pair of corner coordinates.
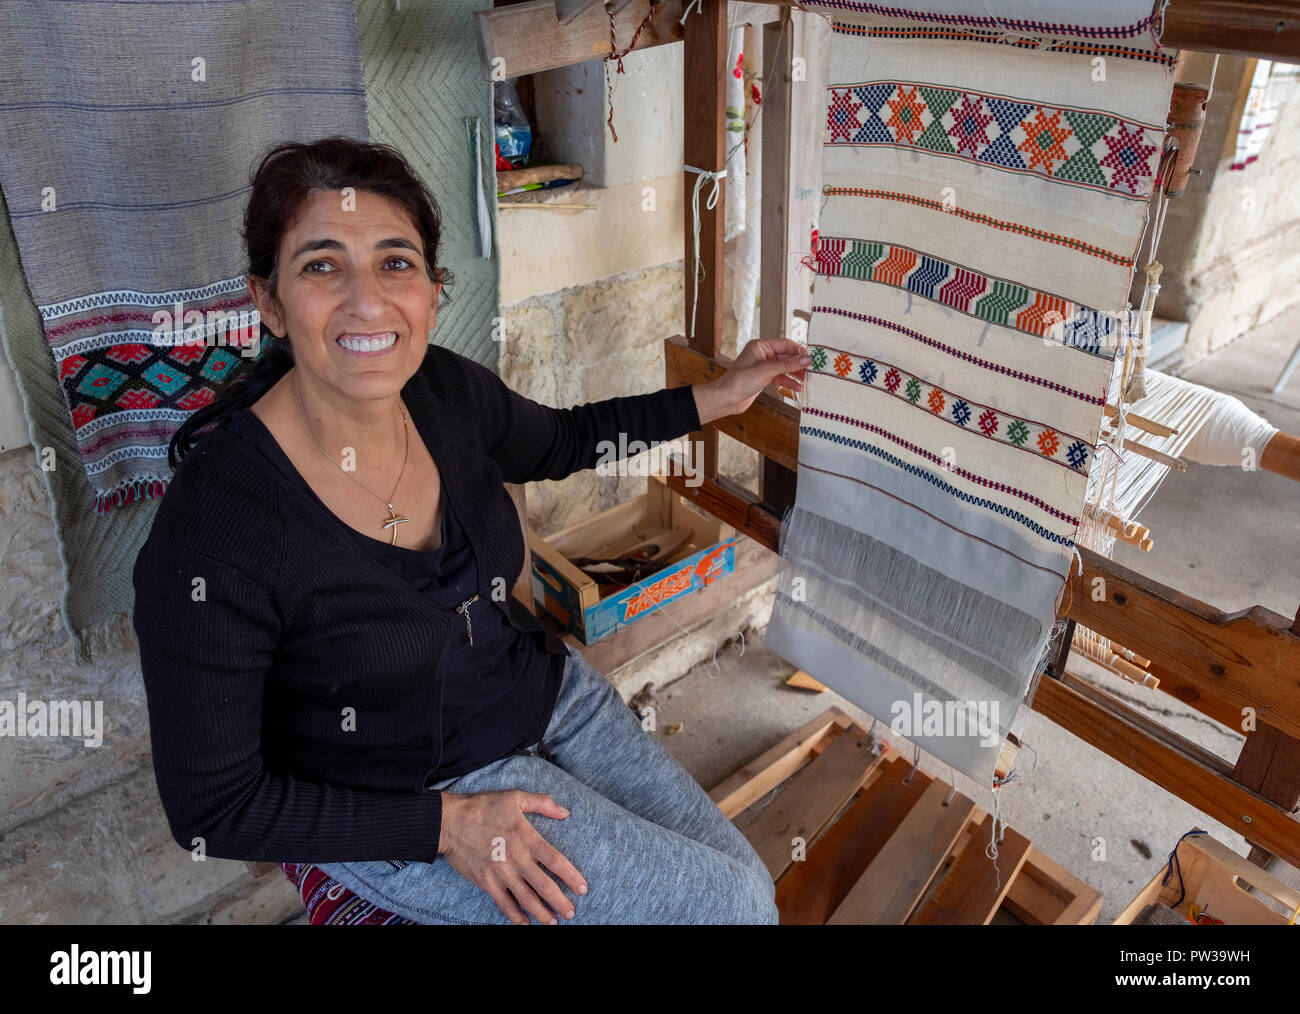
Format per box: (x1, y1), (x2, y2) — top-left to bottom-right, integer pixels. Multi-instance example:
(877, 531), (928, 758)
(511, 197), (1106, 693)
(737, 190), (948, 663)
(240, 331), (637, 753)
(132, 532), (443, 863)
(461, 339), (809, 485)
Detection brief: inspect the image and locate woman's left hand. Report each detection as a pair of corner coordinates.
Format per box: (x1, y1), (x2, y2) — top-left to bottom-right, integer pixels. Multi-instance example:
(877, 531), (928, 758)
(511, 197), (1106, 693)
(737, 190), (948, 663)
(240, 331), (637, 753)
(713, 338), (811, 420)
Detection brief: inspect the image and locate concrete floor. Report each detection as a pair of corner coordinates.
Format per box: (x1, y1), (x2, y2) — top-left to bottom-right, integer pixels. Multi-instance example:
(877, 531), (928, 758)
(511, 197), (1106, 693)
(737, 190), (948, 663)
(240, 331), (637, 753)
(636, 305), (1300, 925)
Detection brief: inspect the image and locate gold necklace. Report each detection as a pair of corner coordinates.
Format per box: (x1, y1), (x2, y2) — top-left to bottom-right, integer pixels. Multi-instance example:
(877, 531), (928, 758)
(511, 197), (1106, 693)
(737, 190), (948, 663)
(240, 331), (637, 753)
(292, 375), (411, 545)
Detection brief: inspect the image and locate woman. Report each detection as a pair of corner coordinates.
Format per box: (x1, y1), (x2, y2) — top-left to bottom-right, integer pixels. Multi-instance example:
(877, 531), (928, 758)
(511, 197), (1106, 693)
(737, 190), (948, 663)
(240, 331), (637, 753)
(132, 136), (810, 925)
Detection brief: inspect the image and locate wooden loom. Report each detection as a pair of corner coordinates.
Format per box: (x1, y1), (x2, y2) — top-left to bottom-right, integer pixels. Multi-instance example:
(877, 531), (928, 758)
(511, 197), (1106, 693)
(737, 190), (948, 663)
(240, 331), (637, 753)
(478, 0), (1300, 882)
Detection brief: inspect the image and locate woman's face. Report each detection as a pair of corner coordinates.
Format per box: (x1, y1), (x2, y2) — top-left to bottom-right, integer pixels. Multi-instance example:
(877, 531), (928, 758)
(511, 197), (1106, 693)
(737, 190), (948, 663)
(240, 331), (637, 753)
(250, 188), (441, 403)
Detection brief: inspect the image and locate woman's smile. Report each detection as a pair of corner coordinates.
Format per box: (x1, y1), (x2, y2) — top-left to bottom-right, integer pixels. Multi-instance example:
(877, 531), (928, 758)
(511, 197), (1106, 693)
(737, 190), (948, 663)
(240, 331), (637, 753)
(336, 330), (400, 356)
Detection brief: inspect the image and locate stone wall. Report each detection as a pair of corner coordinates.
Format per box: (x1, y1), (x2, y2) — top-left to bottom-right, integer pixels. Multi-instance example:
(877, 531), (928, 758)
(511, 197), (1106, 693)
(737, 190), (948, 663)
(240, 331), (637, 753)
(1144, 55), (1300, 365)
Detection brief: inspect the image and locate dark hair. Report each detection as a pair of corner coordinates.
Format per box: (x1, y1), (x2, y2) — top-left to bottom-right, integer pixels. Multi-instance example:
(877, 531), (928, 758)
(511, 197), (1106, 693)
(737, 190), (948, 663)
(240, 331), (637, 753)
(167, 135), (453, 469)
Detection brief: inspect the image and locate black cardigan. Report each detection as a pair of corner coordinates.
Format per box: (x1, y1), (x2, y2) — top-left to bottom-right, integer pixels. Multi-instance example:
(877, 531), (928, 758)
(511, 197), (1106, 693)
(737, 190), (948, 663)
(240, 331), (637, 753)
(131, 341), (701, 864)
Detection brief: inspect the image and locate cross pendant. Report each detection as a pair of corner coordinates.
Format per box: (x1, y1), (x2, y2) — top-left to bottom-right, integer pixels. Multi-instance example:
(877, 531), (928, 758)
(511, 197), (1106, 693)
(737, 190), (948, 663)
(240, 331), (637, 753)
(382, 508), (409, 545)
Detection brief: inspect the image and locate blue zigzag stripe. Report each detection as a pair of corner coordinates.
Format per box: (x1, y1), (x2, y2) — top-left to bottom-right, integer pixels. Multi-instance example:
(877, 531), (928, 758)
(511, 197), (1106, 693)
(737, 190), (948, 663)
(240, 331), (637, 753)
(801, 425), (1077, 548)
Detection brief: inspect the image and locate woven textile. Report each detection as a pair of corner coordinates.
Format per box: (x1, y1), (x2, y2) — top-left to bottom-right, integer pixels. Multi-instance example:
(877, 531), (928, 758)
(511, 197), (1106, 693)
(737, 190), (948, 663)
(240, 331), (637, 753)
(765, 0), (1175, 784)
(280, 863), (415, 925)
(0, 2), (368, 515)
(1229, 59), (1278, 171)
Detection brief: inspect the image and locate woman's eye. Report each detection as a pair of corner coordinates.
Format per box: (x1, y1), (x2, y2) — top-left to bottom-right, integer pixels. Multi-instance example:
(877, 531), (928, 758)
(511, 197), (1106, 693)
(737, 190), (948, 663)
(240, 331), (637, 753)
(304, 260), (333, 274)
(385, 256), (413, 270)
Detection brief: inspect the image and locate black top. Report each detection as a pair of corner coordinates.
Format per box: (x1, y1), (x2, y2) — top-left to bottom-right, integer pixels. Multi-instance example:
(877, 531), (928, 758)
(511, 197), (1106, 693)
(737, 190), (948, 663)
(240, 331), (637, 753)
(225, 405), (563, 783)
(131, 341), (702, 863)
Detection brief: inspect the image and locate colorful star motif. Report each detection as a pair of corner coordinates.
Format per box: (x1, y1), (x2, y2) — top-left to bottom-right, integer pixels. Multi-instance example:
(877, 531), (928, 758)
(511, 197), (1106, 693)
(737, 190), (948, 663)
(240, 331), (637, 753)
(946, 93), (995, 157)
(1018, 107), (1072, 174)
(826, 88), (864, 143)
(1099, 122), (1159, 193)
(885, 85), (927, 144)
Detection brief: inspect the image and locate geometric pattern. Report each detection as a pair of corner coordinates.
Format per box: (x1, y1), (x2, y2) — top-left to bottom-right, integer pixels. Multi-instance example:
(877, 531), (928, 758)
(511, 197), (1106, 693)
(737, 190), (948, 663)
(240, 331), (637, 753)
(800, 420), (1081, 538)
(830, 23), (1178, 69)
(40, 281), (260, 510)
(821, 186), (1135, 265)
(814, 237), (1119, 355)
(804, 1), (1165, 41)
(810, 306), (1109, 406)
(826, 81), (1162, 197)
(807, 342), (1094, 472)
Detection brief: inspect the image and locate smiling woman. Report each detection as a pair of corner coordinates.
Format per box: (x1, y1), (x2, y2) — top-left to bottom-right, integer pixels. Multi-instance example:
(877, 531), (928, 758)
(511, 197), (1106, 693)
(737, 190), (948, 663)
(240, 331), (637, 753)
(134, 135), (807, 925)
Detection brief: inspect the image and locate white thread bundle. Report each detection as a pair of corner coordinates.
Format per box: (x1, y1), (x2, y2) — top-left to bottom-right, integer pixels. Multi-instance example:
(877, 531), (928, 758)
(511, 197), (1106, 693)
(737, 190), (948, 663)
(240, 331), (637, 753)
(1075, 366), (1278, 671)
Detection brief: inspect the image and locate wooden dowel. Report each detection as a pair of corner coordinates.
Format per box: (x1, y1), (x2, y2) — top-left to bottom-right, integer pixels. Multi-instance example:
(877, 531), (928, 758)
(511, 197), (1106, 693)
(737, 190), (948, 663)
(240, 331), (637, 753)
(496, 202), (596, 212)
(1110, 642), (1152, 669)
(1092, 511), (1151, 549)
(1261, 431), (1300, 483)
(1122, 438), (1187, 471)
(1102, 403), (1179, 438)
(1109, 656), (1160, 689)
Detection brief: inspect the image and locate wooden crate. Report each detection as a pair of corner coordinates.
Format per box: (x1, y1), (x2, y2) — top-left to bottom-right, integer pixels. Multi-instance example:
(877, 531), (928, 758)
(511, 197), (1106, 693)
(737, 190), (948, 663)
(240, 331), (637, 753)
(1114, 829), (1300, 925)
(709, 706), (1102, 924)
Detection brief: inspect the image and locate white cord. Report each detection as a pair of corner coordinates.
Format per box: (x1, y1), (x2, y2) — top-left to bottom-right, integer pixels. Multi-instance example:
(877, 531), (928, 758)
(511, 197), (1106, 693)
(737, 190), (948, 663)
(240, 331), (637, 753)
(684, 163), (728, 342)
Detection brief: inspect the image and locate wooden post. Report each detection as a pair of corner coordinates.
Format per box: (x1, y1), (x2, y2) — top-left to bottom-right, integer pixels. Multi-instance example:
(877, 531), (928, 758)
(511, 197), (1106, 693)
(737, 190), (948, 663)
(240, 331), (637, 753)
(682, 0), (728, 481)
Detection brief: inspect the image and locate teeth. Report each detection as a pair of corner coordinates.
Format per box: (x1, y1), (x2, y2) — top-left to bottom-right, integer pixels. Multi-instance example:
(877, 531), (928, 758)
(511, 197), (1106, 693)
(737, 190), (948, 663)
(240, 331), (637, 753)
(337, 332), (397, 352)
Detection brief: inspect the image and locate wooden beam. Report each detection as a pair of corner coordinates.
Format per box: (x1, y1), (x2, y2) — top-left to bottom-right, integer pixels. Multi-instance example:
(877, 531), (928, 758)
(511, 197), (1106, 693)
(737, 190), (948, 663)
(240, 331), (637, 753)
(681, 0), (727, 356)
(774, 755), (929, 924)
(664, 335), (801, 472)
(708, 705), (855, 818)
(475, 0), (684, 80)
(744, 723), (886, 881)
(909, 814), (1032, 925)
(1159, 0), (1300, 60)
(1233, 720), (1300, 812)
(1031, 673), (1300, 869)
(827, 779), (977, 924)
(1065, 546), (1300, 742)
(664, 471), (784, 549)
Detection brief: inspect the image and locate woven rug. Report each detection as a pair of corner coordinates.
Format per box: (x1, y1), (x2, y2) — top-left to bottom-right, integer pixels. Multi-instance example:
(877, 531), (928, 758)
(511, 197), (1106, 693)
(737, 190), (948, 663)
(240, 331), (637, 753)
(0, 1), (500, 663)
(764, 0), (1176, 784)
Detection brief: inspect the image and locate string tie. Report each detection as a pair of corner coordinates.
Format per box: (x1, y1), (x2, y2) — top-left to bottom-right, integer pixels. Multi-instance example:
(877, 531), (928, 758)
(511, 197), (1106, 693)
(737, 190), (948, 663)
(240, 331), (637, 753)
(684, 163), (727, 342)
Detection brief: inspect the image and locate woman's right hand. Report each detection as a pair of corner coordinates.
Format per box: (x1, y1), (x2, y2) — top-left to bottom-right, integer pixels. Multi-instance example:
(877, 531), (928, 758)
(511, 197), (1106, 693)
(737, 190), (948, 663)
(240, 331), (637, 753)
(437, 790), (587, 924)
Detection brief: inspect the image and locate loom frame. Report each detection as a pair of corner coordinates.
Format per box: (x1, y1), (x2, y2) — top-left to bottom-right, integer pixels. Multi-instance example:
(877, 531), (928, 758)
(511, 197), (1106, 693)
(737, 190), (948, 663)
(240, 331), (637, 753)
(476, 0), (1300, 872)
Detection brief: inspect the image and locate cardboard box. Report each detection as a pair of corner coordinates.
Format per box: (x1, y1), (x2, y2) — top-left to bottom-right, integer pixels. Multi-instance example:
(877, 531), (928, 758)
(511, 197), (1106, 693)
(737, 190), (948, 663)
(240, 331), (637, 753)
(530, 474), (737, 645)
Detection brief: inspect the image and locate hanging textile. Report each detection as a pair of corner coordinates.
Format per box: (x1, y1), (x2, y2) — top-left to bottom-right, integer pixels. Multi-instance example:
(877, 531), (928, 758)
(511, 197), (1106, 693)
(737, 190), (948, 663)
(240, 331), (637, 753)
(0, 1), (369, 515)
(764, 0), (1176, 785)
(1229, 59), (1276, 170)
(0, 0), (369, 661)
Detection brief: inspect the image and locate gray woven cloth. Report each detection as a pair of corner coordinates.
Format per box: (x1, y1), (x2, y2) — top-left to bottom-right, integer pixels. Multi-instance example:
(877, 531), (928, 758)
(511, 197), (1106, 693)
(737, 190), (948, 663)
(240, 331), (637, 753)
(0, 2), (501, 663)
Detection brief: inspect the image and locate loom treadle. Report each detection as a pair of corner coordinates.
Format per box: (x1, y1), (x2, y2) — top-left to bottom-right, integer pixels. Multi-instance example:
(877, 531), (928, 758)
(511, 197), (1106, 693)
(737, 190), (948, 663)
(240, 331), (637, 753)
(709, 707), (1102, 925)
